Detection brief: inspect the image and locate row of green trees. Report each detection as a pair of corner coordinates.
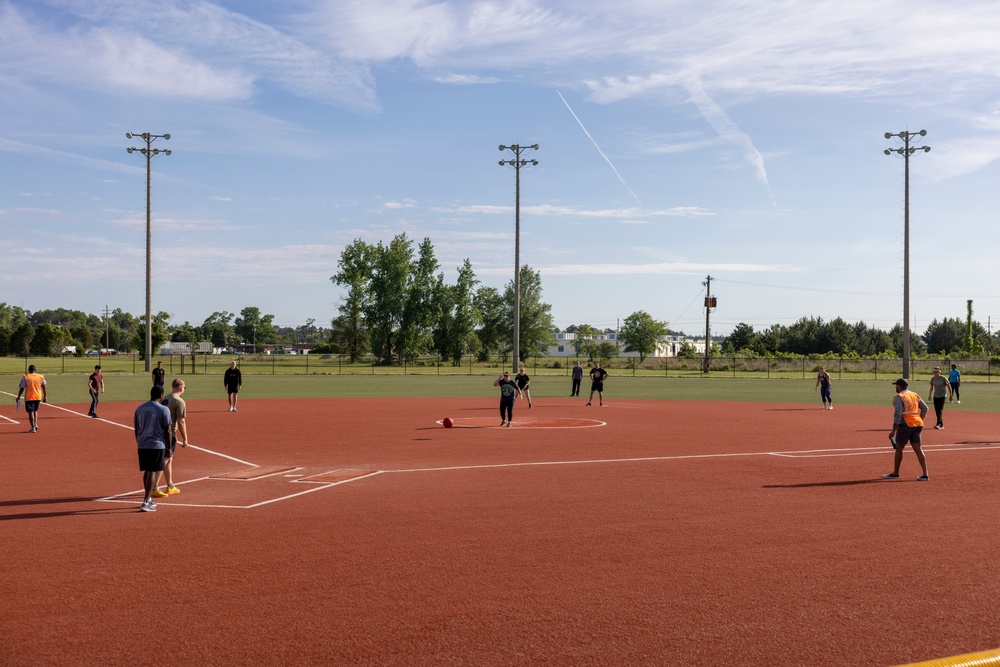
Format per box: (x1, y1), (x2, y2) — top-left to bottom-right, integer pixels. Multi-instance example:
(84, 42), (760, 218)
(0, 303), (327, 358)
(722, 309), (996, 358)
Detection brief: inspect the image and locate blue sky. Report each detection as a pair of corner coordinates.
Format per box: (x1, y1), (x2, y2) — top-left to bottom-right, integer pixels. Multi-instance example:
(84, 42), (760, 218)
(3, 0), (1000, 338)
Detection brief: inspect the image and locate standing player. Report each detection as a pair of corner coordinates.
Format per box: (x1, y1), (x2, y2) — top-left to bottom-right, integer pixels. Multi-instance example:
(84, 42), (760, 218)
(884, 378), (930, 481)
(586, 362), (608, 406)
(224, 360), (242, 412)
(16, 364), (47, 433)
(515, 366), (532, 408)
(87, 364), (104, 419)
(815, 366), (833, 410)
(571, 361), (583, 397)
(151, 361), (166, 389)
(493, 371), (521, 427)
(928, 366), (952, 429)
(134, 385), (171, 512)
(153, 378), (188, 498)
(949, 363), (961, 404)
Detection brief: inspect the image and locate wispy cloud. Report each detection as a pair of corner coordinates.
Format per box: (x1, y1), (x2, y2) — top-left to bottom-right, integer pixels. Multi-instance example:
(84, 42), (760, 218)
(477, 261), (799, 277)
(455, 204), (714, 219)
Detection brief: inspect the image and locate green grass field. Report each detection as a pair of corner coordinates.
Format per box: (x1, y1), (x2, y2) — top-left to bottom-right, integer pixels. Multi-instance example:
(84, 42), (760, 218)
(5, 372), (997, 413)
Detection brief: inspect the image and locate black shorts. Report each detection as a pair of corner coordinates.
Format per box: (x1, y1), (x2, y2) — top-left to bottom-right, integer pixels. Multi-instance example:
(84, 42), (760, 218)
(591, 381), (604, 392)
(896, 423), (923, 447)
(138, 448), (166, 472)
(227, 385), (240, 394)
(24, 400), (41, 413)
(167, 435), (177, 457)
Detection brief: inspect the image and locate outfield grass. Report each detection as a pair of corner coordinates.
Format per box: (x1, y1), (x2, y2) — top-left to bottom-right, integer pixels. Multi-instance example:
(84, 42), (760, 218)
(6, 372), (998, 413)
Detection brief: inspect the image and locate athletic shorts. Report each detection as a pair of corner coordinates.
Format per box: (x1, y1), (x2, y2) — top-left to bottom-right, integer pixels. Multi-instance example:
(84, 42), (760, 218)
(138, 448), (166, 472)
(24, 400), (41, 413)
(226, 384), (240, 394)
(591, 381), (604, 392)
(167, 435), (177, 457)
(896, 423), (923, 447)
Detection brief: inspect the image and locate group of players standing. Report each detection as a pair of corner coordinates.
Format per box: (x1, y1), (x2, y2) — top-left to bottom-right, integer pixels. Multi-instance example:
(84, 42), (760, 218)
(493, 362), (609, 427)
(816, 363), (964, 482)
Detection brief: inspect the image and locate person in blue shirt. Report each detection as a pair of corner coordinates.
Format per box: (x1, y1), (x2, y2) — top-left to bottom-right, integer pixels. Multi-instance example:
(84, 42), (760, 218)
(948, 364), (961, 404)
(133, 385), (171, 512)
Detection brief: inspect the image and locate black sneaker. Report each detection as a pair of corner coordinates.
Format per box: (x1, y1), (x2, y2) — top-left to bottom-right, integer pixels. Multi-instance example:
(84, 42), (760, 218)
(917, 475), (929, 481)
(882, 473), (900, 479)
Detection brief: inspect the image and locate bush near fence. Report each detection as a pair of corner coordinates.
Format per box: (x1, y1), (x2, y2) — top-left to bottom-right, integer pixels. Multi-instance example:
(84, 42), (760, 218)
(3, 354), (1000, 381)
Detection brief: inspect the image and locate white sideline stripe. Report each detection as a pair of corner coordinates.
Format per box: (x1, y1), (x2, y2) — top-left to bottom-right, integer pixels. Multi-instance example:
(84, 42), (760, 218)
(1, 414), (19, 424)
(384, 442), (1000, 474)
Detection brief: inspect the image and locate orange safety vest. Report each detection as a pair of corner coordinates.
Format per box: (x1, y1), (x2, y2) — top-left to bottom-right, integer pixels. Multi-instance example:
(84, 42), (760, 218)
(898, 390), (923, 427)
(23, 373), (45, 401)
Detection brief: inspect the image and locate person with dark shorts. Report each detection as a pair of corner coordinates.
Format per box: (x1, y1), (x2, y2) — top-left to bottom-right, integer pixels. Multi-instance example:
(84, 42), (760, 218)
(949, 364), (961, 404)
(152, 361), (166, 389)
(515, 367), (532, 408)
(153, 378), (188, 498)
(928, 366), (952, 429)
(587, 362), (608, 406)
(88, 364), (104, 418)
(224, 360), (242, 412)
(16, 364), (47, 433)
(815, 366), (833, 410)
(884, 378), (929, 481)
(571, 361), (583, 396)
(134, 385), (172, 512)
(494, 371), (521, 427)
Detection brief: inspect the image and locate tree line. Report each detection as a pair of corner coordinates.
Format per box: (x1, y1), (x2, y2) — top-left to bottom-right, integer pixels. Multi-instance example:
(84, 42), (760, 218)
(722, 304), (997, 359)
(0, 303), (326, 357)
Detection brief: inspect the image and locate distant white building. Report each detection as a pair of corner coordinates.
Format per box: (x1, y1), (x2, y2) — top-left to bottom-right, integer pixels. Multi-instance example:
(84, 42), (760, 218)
(158, 341), (212, 355)
(546, 332), (707, 358)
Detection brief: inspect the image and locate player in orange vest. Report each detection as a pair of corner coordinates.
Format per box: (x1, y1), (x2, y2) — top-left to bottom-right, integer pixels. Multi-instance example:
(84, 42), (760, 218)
(884, 378), (929, 481)
(16, 364), (48, 433)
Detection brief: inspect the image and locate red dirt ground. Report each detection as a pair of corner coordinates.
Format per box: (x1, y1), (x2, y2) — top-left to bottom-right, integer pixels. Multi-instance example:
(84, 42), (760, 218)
(2, 396), (999, 666)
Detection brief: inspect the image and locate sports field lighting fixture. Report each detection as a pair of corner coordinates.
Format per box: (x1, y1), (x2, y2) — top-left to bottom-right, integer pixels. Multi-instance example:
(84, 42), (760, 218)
(499, 143), (539, 375)
(126, 132), (172, 372)
(884, 129), (929, 380)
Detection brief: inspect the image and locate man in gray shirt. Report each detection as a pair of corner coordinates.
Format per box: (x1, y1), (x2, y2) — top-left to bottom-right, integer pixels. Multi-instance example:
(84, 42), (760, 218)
(133, 385), (171, 512)
(927, 366), (952, 430)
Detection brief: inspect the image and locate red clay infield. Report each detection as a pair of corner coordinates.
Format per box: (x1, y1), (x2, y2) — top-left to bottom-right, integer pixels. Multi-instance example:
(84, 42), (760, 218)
(2, 396), (999, 666)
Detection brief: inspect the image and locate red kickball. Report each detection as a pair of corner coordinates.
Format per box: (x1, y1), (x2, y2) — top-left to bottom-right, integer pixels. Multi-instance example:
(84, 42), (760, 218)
(443, 417), (454, 428)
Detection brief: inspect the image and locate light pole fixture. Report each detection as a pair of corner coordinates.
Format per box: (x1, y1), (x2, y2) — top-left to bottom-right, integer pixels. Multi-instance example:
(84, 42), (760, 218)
(499, 143), (539, 375)
(126, 131), (171, 372)
(884, 129), (930, 380)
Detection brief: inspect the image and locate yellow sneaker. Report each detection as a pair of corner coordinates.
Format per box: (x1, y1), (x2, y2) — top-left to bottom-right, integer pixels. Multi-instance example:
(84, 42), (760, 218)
(166, 486), (181, 495)
(151, 488), (168, 498)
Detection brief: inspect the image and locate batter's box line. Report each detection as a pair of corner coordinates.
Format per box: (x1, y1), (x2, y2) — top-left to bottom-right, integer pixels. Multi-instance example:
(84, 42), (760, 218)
(95, 470), (386, 510)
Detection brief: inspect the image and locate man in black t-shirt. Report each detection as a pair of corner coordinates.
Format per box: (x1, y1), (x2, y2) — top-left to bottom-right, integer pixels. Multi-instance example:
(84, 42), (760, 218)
(493, 371), (522, 427)
(515, 367), (532, 408)
(151, 361), (165, 389)
(224, 361), (242, 412)
(587, 363), (608, 407)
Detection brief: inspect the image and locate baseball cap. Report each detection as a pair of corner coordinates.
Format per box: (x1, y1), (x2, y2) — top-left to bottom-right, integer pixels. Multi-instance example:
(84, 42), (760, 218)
(892, 378), (908, 388)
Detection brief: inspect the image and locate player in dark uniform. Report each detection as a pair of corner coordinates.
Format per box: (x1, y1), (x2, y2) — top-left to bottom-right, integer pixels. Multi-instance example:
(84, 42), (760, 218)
(515, 367), (532, 408)
(587, 362), (608, 406)
(493, 371), (522, 427)
(152, 361), (166, 389)
(224, 360), (242, 412)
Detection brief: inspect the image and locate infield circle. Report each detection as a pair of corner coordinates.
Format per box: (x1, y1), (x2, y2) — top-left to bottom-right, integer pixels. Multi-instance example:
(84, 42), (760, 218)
(438, 417), (605, 429)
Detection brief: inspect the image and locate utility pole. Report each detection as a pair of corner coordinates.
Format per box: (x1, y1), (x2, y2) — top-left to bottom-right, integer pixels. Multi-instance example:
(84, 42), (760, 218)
(703, 275), (716, 373)
(126, 131), (172, 372)
(498, 143), (539, 374)
(103, 305), (110, 352)
(884, 129), (930, 379)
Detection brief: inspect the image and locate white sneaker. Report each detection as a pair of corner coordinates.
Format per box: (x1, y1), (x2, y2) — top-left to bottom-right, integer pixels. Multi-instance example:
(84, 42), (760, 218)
(957, 400), (961, 404)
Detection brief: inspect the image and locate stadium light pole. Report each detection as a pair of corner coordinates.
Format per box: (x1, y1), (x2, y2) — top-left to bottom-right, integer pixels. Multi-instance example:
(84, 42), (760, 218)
(499, 143), (539, 375)
(884, 129), (930, 380)
(126, 132), (171, 372)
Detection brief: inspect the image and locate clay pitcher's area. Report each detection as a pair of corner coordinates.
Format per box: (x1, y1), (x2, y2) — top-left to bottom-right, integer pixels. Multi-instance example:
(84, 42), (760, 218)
(2, 396), (1000, 666)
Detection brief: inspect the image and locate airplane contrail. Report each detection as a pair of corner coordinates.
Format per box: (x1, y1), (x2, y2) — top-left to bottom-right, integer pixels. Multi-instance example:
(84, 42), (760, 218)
(556, 90), (645, 212)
